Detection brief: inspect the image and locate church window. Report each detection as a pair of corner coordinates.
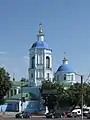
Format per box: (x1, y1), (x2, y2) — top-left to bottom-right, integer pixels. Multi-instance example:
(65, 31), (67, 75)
(40, 71), (42, 78)
(31, 73), (33, 78)
(11, 89), (13, 96)
(14, 89), (17, 95)
(64, 74), (66, 80)
(40, 55), (42, 64)
(71, 74), (73, 80)
(19, 89), (20, 94)
(7, 92), (9, 97)
(47, 73), (50, 80)
(31, 56), (35, 68)
(38, 71), (43, 78)
(38, 55), (42, 64)
(46, 56), (50, 68)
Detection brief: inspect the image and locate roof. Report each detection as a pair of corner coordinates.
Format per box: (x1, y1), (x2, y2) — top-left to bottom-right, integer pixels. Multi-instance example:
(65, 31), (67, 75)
(7, 92), (37, 100)
(57, 64), (74, 73)
(11, 81), (28, 87)
(31, 40), (48, 49)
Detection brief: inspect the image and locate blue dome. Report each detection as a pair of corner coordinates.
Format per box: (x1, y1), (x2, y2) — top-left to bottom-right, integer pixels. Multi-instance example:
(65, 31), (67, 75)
(31, 40), (48, 49)
(57, 64), (74, 73)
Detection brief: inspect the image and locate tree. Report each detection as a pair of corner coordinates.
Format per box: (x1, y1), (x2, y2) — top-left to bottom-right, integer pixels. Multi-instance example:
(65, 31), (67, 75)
(0, 67), (11, 104)
(67, 82), (90, 108)
(41, 80), (64, 111)
(41, 80), (90, 112)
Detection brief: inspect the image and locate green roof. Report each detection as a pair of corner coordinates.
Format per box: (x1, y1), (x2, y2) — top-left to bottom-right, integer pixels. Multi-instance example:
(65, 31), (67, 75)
(11, 81), (28, 87)
(7, 92), (36, 100)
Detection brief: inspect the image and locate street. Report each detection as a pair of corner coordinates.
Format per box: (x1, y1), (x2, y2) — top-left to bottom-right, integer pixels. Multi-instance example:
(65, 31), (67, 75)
(0, 117), (89, 120)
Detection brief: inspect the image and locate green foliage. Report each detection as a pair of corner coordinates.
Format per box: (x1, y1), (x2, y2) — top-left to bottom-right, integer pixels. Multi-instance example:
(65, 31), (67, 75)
(0, 99), (5, 105)
(41, 80), (90, 111)
(0, 67), (11, 104)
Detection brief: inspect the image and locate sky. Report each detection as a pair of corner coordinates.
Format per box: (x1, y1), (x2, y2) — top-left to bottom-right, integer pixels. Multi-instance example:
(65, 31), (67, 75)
(0, 0), (90, 81)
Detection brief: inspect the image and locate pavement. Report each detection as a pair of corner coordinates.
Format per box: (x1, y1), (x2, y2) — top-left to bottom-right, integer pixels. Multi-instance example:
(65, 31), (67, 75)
(0, 117), (89, 120)
(0, 112), (89, 120)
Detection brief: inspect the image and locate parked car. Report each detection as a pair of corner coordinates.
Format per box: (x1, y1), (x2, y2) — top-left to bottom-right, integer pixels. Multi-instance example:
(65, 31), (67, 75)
(15, 112), (23, 118)
(15, 112), (32, 118)
(45, 110), (62, 118)
(87, 112), (90, 119)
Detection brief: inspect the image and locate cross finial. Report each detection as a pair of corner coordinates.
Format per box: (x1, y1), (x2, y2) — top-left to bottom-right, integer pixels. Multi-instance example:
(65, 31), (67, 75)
(64, 52), (68, 61)
(64, 52), (66, 56)
(39, 23), (43, 35)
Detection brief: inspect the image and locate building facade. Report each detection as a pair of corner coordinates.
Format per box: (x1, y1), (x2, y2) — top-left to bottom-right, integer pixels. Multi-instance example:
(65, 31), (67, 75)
(28, 24), (53, 86)
(0, 24), (76, 113)
(55, 56), (76, 87)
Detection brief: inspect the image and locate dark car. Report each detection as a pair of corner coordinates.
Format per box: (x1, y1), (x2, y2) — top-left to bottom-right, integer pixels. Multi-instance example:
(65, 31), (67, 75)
(45, 112), (53, 118)
(15, 112), (23, 118)
(45, 110), (62, 118)
(87, 112), (90, 119)
(23, 112), (32, 118)
(15, 112), (32, 118)
(67, 112), (77, 118)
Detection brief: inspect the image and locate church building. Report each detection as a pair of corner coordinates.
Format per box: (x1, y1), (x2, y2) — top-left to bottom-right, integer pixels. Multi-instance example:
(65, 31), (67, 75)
(0, 24), (76, 113)
(55, 55), (76, 87)
(28, 24), (53, 86)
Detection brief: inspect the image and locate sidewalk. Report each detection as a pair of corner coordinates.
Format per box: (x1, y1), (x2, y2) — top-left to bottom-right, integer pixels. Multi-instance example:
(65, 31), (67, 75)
(0, 112), (45, 118)
(0, 112), (17, 117)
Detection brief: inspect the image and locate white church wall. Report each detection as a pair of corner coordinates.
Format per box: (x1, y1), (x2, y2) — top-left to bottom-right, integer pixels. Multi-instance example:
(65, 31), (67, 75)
(28, 24), (53, 86)
(55, 71), (75, 84)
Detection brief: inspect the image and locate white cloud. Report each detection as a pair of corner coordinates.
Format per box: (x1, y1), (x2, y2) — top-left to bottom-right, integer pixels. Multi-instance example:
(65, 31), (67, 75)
(0, 52), (7, 54)
(24, 56), (29, 59)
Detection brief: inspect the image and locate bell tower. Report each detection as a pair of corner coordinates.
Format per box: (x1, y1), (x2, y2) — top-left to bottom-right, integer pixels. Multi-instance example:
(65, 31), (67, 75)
(28, 24), (53, 86)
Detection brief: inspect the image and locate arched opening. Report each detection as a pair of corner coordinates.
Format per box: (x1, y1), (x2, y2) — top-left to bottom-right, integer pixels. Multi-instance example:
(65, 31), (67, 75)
(18, 89), (20, 94)
(31, 56), (35, 68)
(31, 73), (33, 78)
(71, 74), (73, 80)
(46, 56), (50, 68)
(14, 89), (17, 95)
(64, 74), (66, 80)
(7, 92), (9, 97)
(11, 89), (13, 96)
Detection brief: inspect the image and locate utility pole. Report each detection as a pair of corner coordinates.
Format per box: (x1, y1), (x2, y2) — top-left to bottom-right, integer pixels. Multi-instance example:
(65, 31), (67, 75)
(21, 82), (23, 112)
(81, 75), (83, 120)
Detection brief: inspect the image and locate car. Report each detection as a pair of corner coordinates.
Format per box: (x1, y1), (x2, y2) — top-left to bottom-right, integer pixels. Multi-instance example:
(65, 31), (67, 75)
(87, 112), (90, 119)
(23, 112), (32, 118)
(45, 110), (62, 118)
(15, 112), (32, 118)
(45, 112), (53, 118)
(15, 112), (23, 118)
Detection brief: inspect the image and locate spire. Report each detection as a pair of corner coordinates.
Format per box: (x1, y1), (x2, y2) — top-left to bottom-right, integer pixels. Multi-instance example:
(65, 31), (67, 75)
(37, 23), (44, 41)
(63, 52), (68, 64)
(39, 23), (43, 35)
(13, 73), (15, 81)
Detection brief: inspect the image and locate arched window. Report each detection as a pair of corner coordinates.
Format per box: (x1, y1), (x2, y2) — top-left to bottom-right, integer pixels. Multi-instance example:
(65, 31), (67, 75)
(19, 89), (20, 94)
(71, 74), (73, 80)
(11, 89), (13, 96)
(7, 92), (9, 97)
(64, 74), (66, 80)
(14, 89), (17, 95)
(46, 56), (50, 68)
(31, 56), (35, 68)
(31, 73), (33, 78)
